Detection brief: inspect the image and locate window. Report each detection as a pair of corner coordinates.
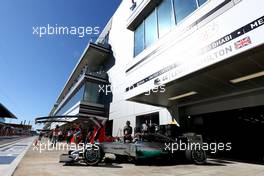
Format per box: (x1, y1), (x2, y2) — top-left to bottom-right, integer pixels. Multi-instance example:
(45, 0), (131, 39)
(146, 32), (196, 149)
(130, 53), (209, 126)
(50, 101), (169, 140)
(55, 85), (85, 115)
(173, 0), (198, 23)
(144, 10), (158, 48)
(198, 0), (207, 6)
(55, 81), (108, 115)
(157, 0), (174, 37)
(133, 0), (207, 57)
(83, 82), (100, 103)
(100, 32), (110, 47)
(134, 22), (144, 56)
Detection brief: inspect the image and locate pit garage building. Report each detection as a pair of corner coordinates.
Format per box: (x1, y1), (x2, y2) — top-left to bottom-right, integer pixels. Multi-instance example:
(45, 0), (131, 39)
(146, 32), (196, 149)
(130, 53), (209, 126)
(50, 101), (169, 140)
(49, 0), (264, 162)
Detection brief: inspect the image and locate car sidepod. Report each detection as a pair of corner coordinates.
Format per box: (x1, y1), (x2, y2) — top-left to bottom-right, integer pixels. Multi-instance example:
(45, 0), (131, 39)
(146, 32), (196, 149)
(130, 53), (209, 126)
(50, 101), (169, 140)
(135, 141), (168, 159)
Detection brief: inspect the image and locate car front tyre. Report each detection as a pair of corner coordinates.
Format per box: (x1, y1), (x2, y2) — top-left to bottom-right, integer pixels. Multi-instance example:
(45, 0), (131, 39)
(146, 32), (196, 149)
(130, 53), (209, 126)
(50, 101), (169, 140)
(84, 146), (104, 166)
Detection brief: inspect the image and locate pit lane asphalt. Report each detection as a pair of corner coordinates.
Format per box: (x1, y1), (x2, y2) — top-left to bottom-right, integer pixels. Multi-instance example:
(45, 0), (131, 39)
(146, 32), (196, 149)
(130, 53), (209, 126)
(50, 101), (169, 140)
(0, 136), (25, 147)
(13, 138), (264, 176)
(0, 137), (35, 176)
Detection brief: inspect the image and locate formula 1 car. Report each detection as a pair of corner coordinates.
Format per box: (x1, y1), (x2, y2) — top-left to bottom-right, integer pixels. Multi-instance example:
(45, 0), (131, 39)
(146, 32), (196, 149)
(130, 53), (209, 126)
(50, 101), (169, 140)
(60, 119), (206, 165)
(35, 115), (206, 166)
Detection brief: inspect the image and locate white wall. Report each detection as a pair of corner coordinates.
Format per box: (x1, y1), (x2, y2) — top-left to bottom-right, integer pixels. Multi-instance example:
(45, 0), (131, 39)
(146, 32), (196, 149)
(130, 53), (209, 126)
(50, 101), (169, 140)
(107, 0), (172, 135)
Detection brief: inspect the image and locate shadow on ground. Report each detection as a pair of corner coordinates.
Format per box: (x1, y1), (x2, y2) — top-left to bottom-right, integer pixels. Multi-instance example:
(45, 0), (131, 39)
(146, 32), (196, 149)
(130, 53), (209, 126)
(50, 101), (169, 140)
(81, 157), (230, 167)
(63, 160), (123, 168)
(61, 155), (242, 168)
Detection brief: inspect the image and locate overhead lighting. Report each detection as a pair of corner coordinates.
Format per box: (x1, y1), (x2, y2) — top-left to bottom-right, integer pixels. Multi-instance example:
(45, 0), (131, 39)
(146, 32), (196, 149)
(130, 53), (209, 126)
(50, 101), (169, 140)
(168, 91), (197, 101)
(230, 70), (264, 84)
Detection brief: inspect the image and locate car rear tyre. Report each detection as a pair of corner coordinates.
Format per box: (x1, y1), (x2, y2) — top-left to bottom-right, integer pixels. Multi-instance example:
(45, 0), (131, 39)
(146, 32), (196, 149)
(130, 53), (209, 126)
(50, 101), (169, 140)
(191, 148), (206, 165)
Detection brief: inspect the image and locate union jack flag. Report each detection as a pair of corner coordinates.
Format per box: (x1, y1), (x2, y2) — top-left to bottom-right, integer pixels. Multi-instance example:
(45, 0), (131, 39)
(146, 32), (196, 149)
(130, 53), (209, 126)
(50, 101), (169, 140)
(234, 36), (252, 49)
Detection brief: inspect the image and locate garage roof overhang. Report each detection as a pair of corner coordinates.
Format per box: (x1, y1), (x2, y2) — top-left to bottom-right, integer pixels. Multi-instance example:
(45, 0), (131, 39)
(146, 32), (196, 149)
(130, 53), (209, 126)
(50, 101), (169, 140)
(127, 0), (162, 31)
(128, 44), (264, 110)
(35, 114), (107, 126)
(0, 103), (17, 119)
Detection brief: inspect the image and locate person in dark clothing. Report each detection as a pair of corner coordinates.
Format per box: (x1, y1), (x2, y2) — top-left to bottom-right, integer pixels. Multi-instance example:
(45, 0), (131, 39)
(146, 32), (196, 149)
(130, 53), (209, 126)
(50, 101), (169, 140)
(49, 131), (53, 142)
(66, 128), (73, 144)
(134, 126), (142, 141)
(52, 125), (60, 146)
(38, 132), (43, 141)
(123, 121), (133, 142)
(85, 126), (94, 144)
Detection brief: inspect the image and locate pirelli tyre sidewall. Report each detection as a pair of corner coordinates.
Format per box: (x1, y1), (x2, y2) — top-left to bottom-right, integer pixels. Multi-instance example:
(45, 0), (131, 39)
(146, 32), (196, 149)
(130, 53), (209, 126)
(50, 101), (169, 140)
(185, 147), (206, 165)
(191, 148), (207, 165)
(84, 145), (104, 166)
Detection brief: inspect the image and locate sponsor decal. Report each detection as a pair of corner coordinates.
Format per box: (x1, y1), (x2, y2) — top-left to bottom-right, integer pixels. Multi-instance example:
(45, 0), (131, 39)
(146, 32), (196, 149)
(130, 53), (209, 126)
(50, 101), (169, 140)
(200, 23), (219, 41)
(130, 0), (137, 11)
(234, 36), (252, 49)
(204, 45), (233, 61)
(126, 15), (264, 93)
(201, 34), (233, 54)
(154, 78), (161, 86)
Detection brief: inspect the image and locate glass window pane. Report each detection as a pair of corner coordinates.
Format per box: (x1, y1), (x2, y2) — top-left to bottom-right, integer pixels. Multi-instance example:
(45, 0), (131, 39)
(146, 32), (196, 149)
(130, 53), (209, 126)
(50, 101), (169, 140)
(198, 0), (207, 6)
(55, 85), (85, 115)
(174, 0), (197, 23)
(157, 0), (173, 37)
(134, 22), (144, 57)
(145, 10), (158, 48)
(83, 82), (100, 103)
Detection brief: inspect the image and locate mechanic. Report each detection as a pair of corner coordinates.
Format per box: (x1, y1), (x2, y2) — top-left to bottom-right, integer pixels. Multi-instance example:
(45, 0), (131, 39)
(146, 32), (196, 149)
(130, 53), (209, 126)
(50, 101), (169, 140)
(66, 128), (73, 144)
(52, 125), (60, 146)
(123, 121), (133, 142)
(141, 120), (149, 134)
(134, 126), (142, 141)
(85, 125), (94, 144)
(73, 123), (82, 144)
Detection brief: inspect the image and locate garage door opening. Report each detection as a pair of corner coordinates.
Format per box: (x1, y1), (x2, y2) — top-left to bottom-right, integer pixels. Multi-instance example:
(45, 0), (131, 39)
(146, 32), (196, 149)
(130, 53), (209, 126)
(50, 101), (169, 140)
(136, 112), (160, 131)
(186, 105), (264, 163)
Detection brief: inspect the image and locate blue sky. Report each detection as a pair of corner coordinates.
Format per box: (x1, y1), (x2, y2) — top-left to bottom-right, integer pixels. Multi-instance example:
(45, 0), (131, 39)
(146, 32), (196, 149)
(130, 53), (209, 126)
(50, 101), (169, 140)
(0, 0), (121, 129)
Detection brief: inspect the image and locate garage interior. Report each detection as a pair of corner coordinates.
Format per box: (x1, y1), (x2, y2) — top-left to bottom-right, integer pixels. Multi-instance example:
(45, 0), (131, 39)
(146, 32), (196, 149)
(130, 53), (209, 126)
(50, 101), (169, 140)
(187, 105), (264, 163)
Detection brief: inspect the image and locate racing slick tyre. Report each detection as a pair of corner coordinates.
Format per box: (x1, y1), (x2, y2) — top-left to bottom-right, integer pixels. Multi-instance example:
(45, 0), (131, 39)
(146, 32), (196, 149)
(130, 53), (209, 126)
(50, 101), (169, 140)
(191, 148), (206, 165)
(185, 148), (206, 165)
(84, 145), (104, 166)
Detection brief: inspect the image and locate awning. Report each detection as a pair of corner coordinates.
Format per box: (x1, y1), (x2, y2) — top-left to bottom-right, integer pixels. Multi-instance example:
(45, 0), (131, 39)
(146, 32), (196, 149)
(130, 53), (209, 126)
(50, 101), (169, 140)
(127, 0), (162, 30)
(35, 114), (107, 124)
(0, 103), (17, 119)
(128, 44), (264, 112)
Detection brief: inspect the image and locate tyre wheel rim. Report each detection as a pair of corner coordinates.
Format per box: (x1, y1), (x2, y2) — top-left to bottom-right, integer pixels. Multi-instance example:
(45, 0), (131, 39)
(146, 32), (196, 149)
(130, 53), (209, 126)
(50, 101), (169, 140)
(86, 149), (100, 162)
(192, 149), (205, 163)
